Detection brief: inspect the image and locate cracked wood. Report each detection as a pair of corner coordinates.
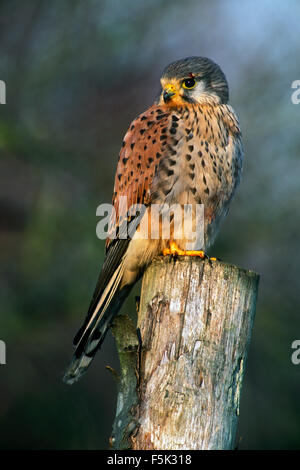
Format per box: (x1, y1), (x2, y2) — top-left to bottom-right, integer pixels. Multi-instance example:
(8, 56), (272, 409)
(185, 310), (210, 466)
(131, 256), (259, 450)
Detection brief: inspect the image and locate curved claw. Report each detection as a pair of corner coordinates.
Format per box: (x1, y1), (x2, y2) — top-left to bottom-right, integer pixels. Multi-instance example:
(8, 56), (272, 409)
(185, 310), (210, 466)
(162, 242), (220, 262)
(163, 242), (205, 258)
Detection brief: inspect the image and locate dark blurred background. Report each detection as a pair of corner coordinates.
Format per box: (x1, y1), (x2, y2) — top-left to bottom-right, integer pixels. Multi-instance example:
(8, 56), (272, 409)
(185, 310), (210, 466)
(0, 0), (300, 450)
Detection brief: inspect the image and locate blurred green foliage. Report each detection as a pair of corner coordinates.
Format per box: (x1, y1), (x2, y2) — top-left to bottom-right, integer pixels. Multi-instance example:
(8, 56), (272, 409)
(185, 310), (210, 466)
(1, 0), (300, 449)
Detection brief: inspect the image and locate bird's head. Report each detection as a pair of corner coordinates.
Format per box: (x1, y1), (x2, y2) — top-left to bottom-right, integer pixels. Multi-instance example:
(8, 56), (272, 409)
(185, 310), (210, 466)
(158, 56), (229, 107)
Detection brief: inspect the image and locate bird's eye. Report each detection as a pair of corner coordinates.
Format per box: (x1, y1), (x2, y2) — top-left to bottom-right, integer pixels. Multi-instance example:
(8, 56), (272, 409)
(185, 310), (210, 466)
(182, 78), (196, 89)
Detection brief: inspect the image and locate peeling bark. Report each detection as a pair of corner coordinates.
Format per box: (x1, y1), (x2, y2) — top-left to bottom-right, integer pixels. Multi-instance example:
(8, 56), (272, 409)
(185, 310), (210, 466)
(112, 256), (259, 450)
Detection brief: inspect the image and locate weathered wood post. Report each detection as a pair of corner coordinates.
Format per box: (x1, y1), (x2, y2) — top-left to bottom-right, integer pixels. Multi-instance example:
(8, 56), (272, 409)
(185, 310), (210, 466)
(110, 256), (259, 450)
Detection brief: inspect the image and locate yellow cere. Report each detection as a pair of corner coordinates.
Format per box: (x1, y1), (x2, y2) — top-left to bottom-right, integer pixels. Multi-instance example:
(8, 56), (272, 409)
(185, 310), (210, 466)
(164, 83), (177, 94)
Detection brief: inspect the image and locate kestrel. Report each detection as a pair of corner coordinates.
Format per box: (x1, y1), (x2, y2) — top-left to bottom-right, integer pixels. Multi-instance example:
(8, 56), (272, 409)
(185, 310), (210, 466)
(64, 57), (243, 384)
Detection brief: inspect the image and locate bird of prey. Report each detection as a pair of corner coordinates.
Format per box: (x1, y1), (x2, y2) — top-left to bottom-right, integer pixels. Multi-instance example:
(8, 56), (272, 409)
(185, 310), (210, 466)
(63, 56), (243, 384)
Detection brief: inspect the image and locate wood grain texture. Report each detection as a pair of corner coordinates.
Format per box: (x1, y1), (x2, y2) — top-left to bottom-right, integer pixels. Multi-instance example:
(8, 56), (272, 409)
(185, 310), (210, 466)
(110, 314), (140, 450)
(130, 256), (259, 450)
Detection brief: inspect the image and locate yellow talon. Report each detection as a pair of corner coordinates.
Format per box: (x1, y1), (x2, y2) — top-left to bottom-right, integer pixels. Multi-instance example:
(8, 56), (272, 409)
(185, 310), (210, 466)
(163, 241), (205, 258)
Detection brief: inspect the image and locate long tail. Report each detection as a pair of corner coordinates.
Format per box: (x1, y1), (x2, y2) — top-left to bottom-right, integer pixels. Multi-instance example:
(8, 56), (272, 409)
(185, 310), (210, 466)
(63, 260), (131, 385)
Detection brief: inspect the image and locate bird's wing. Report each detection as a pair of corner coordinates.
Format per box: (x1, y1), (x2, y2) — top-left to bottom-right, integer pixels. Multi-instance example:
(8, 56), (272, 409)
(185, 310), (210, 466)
(64, 105), (177, 384)
(74, 105), (173, 338)
(105, 105), (174, 248)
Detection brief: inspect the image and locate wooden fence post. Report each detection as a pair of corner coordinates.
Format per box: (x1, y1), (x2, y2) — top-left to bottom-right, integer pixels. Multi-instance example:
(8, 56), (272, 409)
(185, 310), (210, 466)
(110, 256), (259, 450)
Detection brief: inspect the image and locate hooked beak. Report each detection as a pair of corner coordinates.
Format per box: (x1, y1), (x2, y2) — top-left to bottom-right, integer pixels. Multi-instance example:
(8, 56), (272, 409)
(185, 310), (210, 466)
(163, 84), (177, 103)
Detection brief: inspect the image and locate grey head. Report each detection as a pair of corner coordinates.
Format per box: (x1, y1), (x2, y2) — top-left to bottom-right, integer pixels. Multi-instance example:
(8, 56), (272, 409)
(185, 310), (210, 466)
(160, 56), (229, 105)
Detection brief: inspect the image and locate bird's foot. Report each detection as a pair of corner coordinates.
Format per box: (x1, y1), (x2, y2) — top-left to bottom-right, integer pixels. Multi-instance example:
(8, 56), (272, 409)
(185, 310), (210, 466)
(163, 241), (217, 260)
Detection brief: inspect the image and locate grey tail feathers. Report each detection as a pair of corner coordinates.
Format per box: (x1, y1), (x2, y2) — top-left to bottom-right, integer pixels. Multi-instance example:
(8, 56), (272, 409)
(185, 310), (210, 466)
(63, 262), (131, 385)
